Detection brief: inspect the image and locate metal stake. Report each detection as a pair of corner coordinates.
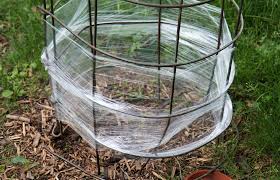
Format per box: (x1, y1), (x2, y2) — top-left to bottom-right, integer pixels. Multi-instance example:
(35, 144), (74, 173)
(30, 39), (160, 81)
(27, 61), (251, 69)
(219, 0), (244, 142)
(159, 0), (184, 145)
(50, 0), (57, 57)
(88, 0), (101, 175)
(50, 0), (63, 136)
(157, 0), (162, 101)
(207, 0), (225, 97)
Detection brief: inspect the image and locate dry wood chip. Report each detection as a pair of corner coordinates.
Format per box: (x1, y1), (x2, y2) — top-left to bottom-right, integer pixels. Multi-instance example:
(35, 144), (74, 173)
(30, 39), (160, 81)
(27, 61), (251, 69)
(22, 123), (26, 136)
(41, 110), (47, 129)
(9, 134), (22, 140)
(50, 167), (54, 175)
(113, 164), (117, 179)
(33, 132), (41, 147)
(125, 158), (131, 172)
(14, 143), (21, 155)
(58, 163), (65, 170)
(151, 162), (155, 169)
(120, 167), (131, 180)
(18, 100), (31, 104)
(4, 122), (14, 127)
(26, 171), (35, 180)
(183, 93), (192, 102)
(37, 103), (55, 111)
(197, 157), (211, 162)
(152, 171), (166, 180)
(171, 166), (176, 178)
(6, 114), (30, 123)
(188, 91), (200, 101)
(44, 169), (51, 176)
(161, 83), (170, 98)
(42, 149), (47, 161)
(48, 145), (54, 152)
(135, 161), (142, 171)
(107, 167), (114, 179)
(90, 157), (97, 163)
(20, 171), (26, 179)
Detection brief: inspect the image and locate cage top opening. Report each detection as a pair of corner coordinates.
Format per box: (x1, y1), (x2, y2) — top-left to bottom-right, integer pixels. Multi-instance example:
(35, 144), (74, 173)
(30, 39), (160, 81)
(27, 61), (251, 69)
(38, 0), (243, 68)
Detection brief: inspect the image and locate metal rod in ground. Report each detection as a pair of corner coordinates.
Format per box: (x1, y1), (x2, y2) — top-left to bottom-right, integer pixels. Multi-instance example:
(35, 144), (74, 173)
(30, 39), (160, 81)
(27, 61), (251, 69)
(157, 0), (162, 101)
(219, 0), (244, 143)
(50, 0), (63, 136)
(88, 0), (101, 175)
(159, 0), (184, 145)
(139, 158), (151, 175)
(44, 146), (104, 180)
(206, 0), (225, 97)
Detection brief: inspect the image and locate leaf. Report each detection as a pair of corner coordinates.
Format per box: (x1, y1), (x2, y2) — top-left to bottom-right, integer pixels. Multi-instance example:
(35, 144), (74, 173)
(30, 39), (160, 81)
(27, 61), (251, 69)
(1, 90), (13, 98)
(11, 156), (29, 165)
(30, 62), (37, 69)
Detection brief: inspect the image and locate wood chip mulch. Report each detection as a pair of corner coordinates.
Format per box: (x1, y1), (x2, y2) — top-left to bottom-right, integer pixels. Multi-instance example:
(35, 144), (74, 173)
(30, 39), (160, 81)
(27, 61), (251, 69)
(0, 98), (217, 180)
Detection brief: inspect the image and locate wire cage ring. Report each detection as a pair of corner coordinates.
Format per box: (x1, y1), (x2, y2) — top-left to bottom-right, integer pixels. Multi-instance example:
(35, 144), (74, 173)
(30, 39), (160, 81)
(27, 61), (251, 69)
(40, 0), (244, 158)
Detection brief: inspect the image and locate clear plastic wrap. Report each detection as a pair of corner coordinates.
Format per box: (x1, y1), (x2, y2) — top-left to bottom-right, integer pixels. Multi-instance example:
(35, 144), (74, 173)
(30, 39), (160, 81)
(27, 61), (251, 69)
(42, 0), (237, 157)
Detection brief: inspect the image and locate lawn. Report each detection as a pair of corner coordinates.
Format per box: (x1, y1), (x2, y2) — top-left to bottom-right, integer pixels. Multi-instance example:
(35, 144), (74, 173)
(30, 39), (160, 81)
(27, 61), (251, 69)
(0, 0), (279, 179)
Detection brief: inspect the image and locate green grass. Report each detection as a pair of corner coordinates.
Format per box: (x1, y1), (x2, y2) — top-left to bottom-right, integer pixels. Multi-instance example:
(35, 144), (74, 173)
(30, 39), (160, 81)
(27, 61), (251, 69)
(0, 0), (279, 178)
(222, 0), (280, 178)
(0, 0), (48, 112)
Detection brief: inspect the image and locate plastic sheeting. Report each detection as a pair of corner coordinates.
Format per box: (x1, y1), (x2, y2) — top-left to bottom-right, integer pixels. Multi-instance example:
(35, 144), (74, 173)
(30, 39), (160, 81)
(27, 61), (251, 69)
(42, 0), (235, 157)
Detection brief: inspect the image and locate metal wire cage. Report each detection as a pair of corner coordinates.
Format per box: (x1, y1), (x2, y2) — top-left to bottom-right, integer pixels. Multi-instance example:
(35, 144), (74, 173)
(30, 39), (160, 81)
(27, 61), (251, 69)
(39, 0), (243, 162)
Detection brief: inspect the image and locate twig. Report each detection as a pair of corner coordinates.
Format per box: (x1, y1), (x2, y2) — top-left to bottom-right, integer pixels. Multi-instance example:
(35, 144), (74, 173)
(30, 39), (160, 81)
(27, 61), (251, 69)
(152, 171), (166, 180)
(120, 167), (131, 180)
(43, 146), (104, 180)
(175, 157), (183, 180)
(36, 103), (55, 111)
(6, 114), (30, 123)
(139, 158), (151, 175)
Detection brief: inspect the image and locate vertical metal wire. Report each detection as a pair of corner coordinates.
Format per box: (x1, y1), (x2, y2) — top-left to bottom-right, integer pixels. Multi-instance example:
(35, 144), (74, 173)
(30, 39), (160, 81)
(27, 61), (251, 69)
(50, 0), (63, 136)
(159, 0), (184, 145)
(50, 0), (57, 57)
(88, 0), (101, 175)
(169, 0), (184, 115)
(226, 0), (244, 85)
(43, 0), (47, 47)
(157, 0), (162, 101)
(206, 0), (225, 97)
(219, 0), (244, 142)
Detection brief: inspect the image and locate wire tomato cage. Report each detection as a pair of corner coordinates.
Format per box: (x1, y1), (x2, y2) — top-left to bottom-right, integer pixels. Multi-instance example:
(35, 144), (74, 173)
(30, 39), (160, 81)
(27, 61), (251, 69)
(39, 0), (243, 177)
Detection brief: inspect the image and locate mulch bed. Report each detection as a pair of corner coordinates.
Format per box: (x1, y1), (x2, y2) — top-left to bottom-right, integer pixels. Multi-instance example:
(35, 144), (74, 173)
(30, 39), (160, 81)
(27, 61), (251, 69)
(0, 98), (217, 179)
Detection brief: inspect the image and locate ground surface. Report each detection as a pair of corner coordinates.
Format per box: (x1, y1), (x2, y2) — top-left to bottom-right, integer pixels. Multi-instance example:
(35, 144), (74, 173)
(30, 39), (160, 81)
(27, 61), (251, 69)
(0, 0), (280, 179)
(1, 97), (219, 179)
